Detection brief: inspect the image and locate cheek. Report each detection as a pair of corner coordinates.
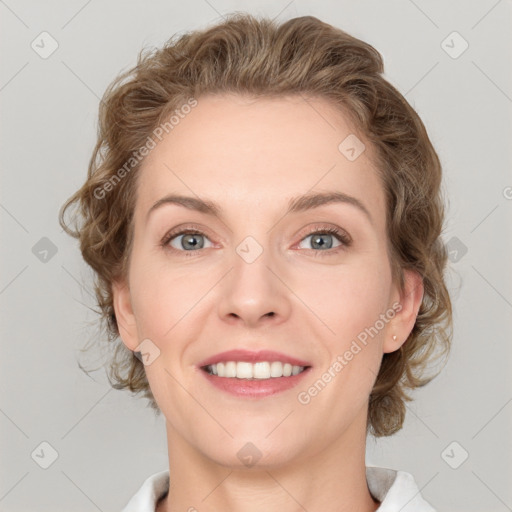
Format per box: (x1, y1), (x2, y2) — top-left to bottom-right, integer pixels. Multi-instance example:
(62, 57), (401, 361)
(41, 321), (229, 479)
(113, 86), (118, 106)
(298, 259), (392, 344)
(129, 255), (213, 340)
(304, 265), (390, 402)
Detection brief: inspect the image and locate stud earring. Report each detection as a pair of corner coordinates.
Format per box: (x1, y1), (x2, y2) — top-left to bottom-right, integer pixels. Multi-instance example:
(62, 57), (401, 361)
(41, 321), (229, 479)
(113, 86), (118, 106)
(392, 335), (397, 341)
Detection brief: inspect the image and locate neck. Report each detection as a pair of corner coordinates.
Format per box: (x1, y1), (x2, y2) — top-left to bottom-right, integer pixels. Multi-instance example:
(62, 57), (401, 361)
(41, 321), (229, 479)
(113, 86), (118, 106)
(157, 410), (380, 512)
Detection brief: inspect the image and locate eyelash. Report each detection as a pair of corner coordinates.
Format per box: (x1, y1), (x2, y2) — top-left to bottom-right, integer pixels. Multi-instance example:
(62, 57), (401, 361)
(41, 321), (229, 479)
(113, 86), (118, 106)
(160, 224), (352, 258)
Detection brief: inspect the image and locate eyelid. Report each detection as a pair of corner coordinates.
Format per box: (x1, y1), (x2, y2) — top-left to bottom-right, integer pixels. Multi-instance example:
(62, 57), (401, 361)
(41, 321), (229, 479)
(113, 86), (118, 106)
(160, 223), (217, 249)
(160, 222), (352, 253)
(298, 224), (352, 245)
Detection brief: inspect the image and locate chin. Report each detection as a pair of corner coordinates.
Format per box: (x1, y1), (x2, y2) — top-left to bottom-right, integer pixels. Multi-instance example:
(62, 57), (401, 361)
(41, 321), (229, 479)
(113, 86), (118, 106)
(202, 434), (307, 471)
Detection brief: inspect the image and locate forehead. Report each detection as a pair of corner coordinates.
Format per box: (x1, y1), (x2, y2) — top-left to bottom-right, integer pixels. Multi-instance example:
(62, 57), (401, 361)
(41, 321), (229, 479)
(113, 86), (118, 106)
(135, 93), (385, 225)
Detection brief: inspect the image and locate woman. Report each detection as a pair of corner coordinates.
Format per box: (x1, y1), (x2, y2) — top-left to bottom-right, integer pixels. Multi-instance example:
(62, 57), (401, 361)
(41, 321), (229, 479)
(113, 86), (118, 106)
(60, 13), (452, 512)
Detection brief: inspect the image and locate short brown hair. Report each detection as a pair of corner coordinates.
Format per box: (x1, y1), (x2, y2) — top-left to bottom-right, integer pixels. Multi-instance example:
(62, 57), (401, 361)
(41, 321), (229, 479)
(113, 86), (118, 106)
(59, 13), (452, 437)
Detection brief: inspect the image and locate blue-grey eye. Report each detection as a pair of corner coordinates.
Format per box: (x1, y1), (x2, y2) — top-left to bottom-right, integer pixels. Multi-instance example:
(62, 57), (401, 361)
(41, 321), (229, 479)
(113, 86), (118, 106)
(169, 232), (213, 251)
(298, 230), (343, 251)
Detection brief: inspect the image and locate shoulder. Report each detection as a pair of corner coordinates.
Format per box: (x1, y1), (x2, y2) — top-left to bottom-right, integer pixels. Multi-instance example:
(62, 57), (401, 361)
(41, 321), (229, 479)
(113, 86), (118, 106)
(121, 466), (436, 512)
(366, 466), (436, 512)
(121, 470), (169, 512)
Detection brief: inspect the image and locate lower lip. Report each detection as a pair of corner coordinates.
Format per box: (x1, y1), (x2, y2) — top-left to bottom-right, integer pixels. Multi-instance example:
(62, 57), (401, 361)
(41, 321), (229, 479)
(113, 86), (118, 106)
(199, 367), (312, 398)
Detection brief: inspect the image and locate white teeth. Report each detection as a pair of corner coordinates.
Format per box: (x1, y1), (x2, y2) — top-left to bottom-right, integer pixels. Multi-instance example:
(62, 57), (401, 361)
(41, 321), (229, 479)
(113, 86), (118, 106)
(236, 362), (253, 379)
(206, 361), (306, 379)
(225, 361), (237, 378)
(252, 362), (269, 379)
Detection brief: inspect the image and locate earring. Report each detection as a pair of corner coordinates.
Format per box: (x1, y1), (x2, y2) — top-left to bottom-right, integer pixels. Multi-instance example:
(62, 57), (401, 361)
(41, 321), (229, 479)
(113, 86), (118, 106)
(392, 335), (397, 341)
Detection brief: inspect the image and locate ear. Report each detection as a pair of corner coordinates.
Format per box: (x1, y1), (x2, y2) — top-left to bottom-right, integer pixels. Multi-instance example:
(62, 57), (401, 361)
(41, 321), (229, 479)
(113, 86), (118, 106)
(112, 278), (139, 351)
(383, 269), (424, 354)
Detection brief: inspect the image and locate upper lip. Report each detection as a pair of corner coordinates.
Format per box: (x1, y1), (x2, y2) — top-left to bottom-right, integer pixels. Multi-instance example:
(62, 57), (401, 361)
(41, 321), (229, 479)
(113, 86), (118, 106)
(197, 349), (312, 368)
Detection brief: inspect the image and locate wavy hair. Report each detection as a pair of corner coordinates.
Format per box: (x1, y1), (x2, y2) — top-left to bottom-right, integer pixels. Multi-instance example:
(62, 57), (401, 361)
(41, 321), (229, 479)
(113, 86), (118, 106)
(59, 13), (452, 437)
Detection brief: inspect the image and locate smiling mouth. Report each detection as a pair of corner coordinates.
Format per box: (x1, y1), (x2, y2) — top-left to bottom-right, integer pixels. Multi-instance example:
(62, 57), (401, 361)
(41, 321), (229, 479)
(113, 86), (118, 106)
(201, 361), (311, 379)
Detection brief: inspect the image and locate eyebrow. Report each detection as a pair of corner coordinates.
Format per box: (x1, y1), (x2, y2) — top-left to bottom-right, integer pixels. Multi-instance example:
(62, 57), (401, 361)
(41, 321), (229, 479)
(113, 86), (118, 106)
(146, 191), (372, 224)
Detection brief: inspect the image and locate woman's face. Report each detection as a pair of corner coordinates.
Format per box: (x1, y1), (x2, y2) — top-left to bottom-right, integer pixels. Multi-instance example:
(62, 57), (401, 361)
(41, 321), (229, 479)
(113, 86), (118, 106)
(113, 93), (421, 467)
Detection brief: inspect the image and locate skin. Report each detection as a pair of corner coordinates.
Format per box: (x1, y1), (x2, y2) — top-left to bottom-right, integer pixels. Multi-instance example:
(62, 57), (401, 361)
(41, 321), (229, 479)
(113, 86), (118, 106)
(112, 93), (423, 512)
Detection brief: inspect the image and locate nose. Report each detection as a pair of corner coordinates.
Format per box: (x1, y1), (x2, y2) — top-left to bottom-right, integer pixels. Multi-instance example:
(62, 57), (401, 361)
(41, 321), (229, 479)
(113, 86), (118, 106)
(216, 243), (292, 328)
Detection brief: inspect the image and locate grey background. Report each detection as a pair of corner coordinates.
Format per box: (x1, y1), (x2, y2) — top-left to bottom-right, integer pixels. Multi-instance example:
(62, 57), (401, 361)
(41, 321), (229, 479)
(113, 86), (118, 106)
(1, 1), (511, 511)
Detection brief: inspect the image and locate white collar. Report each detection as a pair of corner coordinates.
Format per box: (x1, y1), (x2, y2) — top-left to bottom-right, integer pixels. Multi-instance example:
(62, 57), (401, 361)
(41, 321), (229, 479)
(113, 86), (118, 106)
(122, 466), (436, 512)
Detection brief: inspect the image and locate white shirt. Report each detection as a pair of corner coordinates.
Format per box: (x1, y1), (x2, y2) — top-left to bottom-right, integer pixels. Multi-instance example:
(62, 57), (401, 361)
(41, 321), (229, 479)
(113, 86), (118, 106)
(121, 466), (436, 511)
